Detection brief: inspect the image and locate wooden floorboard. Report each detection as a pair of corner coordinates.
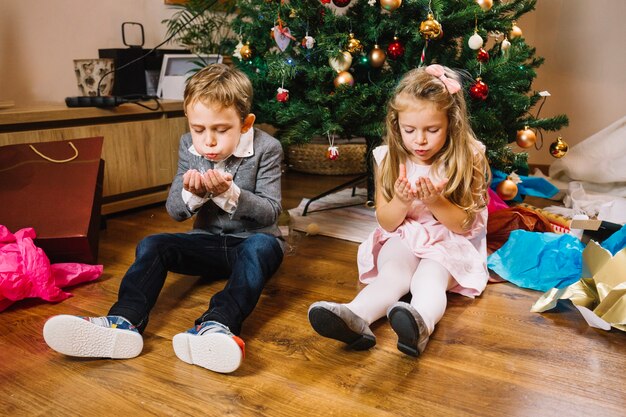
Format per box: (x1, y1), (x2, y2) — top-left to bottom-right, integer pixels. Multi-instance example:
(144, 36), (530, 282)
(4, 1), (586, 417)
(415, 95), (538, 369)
(1, 171), (625, 416)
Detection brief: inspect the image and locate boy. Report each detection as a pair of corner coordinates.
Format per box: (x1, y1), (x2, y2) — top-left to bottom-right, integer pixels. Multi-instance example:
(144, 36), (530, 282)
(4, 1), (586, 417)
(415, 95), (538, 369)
(43, 64), (285, 374)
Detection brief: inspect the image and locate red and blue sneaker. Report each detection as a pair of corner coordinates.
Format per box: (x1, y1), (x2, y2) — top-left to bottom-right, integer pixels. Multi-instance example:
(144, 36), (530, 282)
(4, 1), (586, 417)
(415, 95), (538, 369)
(173, 321), (245, 374)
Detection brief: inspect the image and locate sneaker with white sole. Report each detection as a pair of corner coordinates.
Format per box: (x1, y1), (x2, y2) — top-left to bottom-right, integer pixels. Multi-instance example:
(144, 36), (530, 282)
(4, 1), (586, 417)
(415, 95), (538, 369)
(43, 315), (143, 359)
(172, 321), (245, 374)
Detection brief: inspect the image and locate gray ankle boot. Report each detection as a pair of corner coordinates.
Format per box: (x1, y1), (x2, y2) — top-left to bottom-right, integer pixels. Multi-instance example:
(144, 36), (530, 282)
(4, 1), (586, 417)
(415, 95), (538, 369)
(308, 301), (376, 350)
(387, 301), (430, 357)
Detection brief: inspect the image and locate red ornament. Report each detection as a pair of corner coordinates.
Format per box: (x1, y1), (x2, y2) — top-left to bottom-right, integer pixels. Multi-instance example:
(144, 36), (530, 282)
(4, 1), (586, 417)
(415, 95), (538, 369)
(320, 0), (331, 3)
(469, 78), (489, 100)
(387, 37), (405, 60)
(477, 48), (490, 63)
(331, 0), (351, 6)
(276, 88), (289, 103)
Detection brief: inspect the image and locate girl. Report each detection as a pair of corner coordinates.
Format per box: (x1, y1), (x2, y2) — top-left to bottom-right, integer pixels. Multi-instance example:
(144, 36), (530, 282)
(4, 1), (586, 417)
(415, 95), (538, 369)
(308, 65), (490, 357)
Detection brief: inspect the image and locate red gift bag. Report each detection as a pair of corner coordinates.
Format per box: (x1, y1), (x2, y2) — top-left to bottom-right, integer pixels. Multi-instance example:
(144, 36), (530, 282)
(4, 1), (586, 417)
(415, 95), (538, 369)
(0, 137), (104, 264)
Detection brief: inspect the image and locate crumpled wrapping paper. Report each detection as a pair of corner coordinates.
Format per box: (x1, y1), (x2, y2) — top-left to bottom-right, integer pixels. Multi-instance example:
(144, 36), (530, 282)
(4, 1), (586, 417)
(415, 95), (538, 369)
(487, 230), (585, 292)
(487, 188), (509, 213)
(531, 225), (626, 332)
(487, 206), (554, 253)
(0, 225), (103, 312)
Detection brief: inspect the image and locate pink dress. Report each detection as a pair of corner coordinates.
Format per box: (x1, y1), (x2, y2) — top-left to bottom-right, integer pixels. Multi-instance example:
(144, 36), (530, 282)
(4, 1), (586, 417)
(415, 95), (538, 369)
(357, 146), (489, 298)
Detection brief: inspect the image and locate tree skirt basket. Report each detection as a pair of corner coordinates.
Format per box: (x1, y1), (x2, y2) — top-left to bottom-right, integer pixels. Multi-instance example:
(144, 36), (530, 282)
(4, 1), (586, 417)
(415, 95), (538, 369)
(287, 140), (367, 175)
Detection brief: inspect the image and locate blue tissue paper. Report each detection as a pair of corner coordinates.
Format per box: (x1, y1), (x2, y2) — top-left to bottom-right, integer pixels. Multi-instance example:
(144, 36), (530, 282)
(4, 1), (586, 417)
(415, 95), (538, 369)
(488, 230), (585, 292)
(601, 224), (626, 255)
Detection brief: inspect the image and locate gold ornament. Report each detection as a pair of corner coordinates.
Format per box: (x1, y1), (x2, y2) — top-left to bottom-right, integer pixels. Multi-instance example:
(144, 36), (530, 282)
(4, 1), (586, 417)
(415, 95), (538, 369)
(510, 22), (523, 39)
(334, 71), (354, 88)
(346, 33), (363, 54)
(549, 136), (569, 158)
(516, 126), (537, 148)
(289, 8), (297, 18)
(496, 178), (518, 201)
(329, 51), (353, 72)
(380, 0), (402, 12)
(419, 13), (443, 40)
(369, 44), (387, 68)
(240, 42), (253, 60)
(476, 0), (493, 11)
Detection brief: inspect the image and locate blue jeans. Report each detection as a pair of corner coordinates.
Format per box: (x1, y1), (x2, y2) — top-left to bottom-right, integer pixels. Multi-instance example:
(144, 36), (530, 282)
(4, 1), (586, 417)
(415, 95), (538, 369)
(108, 232), (283, 335)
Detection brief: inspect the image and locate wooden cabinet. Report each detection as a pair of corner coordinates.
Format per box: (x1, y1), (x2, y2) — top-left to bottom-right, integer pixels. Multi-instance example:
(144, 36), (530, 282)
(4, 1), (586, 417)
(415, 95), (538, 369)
(0, 101), (188, 214)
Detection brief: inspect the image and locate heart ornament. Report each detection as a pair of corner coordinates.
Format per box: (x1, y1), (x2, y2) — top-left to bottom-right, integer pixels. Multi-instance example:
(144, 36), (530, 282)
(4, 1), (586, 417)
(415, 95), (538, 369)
(273, 26), (292, 52)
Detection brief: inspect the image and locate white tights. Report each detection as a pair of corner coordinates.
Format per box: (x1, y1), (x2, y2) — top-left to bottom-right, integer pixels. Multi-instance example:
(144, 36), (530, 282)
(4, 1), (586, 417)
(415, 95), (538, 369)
(346, 237), (454, 334)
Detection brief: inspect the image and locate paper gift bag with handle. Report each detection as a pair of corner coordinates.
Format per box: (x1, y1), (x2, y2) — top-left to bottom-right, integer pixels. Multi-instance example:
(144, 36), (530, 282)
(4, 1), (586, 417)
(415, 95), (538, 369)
(0, 137), (104, 264)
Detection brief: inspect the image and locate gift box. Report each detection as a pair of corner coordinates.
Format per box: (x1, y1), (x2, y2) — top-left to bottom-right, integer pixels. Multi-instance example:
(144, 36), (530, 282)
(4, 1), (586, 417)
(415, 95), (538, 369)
(0, 137), (104, 264)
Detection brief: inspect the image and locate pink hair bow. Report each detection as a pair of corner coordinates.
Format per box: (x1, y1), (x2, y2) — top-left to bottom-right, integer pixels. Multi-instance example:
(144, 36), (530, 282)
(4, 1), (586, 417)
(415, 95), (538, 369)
(425, 64), (461, 94)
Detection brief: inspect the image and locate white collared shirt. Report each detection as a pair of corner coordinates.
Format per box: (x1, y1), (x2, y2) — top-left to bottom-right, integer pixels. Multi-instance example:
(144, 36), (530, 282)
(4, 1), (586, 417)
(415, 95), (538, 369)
(181, 128), (254, 214)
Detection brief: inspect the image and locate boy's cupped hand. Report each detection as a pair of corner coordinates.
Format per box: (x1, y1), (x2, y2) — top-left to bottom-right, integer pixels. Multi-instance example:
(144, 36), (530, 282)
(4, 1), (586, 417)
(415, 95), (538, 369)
(183, 169), (233, 198)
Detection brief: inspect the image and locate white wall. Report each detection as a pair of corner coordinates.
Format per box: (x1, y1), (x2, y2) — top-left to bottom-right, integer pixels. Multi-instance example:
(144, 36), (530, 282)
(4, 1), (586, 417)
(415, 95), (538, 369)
(1, 0), (624, 166)
(0, 0), (180, 105)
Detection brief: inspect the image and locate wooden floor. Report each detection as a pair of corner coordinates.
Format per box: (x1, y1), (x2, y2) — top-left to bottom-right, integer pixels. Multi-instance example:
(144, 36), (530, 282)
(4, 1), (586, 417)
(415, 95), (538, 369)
(1, 171), (625, 417)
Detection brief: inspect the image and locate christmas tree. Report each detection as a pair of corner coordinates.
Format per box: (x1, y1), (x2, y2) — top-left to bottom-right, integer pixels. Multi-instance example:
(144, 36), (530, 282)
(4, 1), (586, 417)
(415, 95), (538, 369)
(168, 0), (568, 198)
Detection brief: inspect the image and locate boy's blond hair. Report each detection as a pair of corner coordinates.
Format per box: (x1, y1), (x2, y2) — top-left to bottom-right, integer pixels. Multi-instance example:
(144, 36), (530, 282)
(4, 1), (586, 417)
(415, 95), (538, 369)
(184, 63), (253, 120)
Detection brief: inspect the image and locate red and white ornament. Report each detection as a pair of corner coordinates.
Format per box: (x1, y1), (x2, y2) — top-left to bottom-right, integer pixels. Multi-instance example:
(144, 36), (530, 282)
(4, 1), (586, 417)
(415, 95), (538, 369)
(276, 87), (289, 103)
(302, 34), (316, 49)
(327, 146), (339, 160)
(326, 133), (339, 160)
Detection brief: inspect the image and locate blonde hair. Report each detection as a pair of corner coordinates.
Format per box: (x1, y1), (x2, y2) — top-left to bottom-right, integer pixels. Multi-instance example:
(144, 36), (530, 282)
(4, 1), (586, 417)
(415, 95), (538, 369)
(380, 66), (490, 229)
(183, 63), (253, 120)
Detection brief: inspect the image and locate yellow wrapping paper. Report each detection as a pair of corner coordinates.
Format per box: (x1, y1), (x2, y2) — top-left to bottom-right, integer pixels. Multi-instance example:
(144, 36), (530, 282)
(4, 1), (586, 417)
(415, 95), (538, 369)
(531, 240), (626, 332)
